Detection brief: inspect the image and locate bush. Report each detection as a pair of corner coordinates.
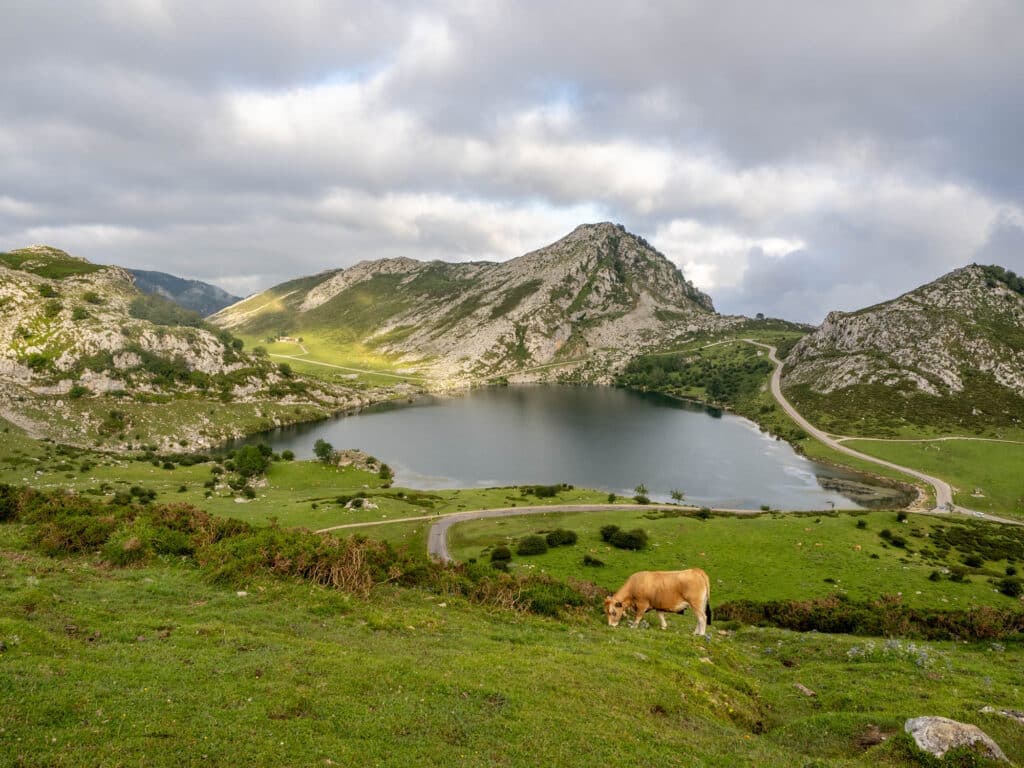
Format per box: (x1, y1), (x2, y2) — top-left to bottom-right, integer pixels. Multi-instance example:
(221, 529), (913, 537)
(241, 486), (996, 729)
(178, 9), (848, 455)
(234, 444), (270, 478)
(68, 384), (89, 399)
(997, 578), (1022, 598)
(856, 519), (867, 529)
(896, 512), (908, 522)
(606, 492), (617, 503)
(1008, 566), (1018, 576)
(314, 438), (334, 463)
(34, 515), (119, 556)
(582, 554), (605, 567)
(545, 529), (577, 547)
(697, 507), (712, 520)
(928, 570), (942, 582)
(71, 306), (89, 321)
(962, 554), (983, 568)
(103, 518), (157, 566)
(519, 577), (588, 617)
(632, 494), (650, 505)
(609, 528), (648, 551)
(281, 450), (295, 461)
(516, 535), (548, 556)
(599, 524), (620, 542)
(489, 545), (512, 563)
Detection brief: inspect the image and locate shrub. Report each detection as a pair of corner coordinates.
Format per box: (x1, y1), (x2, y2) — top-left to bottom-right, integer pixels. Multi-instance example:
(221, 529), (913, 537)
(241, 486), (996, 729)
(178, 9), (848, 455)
(489, 545), (512, 563)
(314, 438), (334, 463)
(606, 492), (617, 503)
(83, 290), (104, 305)
(599, 524), (620, 542)
(68, 384), (89, 399)
(34, 515), (119, 556)
(519, 577), (588, 617)
(609, 528), (648, 551)
(928, 570), (942, 582)
(43, 299), (62, 317)
(71, 306), (89, 321)
(962, 554), (983, 568)
(632, 494), (650, 505)
(103, 518), (157, 566)
(856, 519), (867, 529)
(545, 529), (577, 547)
(582, 554), (605, 567)
(697, 507), (712, 520)
(0, 484), (18, 522)
(896, 512), (908, 522)
(234, 444), (269, 478)
(997, 578), (1022, 599)
(1008, 566), (1019, 576)
(281, 450), (295, 461)
(516, 535), (548, 556)
(38, 284), (59, 298)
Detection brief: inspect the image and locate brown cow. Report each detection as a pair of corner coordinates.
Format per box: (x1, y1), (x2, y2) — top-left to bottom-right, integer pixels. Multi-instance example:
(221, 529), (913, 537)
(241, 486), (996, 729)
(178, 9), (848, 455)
(603, 568), (711, 635)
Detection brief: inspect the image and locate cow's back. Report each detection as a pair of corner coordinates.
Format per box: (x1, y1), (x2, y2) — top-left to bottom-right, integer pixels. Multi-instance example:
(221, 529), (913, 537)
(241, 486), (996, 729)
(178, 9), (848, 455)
(627, 568), (708, 610)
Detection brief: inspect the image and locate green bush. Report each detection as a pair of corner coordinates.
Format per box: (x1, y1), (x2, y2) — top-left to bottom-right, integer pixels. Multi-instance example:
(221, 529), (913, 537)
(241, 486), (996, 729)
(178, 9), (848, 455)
(856, 519), (868, 529)
(489, 545), (512, 563)
(516, 535), (548, 556)
(71, 306), (89, 321)
(281, 449), (295, 461)
(34, 515), (119, 556)
(234, 444), (269, 478)
(609, 528), (648, 551)
(103, 518), (157, 566)
(519, 577), (588, 617)
(582, 554), (605, 567)
(962, 554), (983, 568)
(545, 529), (577, 547)
(599, 524), (620, 542)
(632, 494), (650, 505)
(997, 577), (1022, 599)
(38, 284), (59, 298)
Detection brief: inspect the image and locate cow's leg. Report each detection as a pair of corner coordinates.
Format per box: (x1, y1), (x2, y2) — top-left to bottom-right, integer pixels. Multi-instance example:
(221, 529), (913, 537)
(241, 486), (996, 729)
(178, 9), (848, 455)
(694, 595), (708, 636)
(631, 601), (649, 628)
(657, 611), (667, 630)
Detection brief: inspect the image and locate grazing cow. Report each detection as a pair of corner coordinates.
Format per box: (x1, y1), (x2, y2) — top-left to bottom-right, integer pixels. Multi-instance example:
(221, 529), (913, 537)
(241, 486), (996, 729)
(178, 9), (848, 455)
(603, 568), (712, 635)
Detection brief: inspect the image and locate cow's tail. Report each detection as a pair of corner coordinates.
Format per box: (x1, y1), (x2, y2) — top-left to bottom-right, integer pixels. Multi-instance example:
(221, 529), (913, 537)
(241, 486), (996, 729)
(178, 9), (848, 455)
(705, 599), (712, 626)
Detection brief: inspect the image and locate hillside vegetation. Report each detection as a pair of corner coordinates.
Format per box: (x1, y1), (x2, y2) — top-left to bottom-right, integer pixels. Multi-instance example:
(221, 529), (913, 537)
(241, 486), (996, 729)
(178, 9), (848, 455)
(129, 268), (241, 316)
(0, 247), (401, 450)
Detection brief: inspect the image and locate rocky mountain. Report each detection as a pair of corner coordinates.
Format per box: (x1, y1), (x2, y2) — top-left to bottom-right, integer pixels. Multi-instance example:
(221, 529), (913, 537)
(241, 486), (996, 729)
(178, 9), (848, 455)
(129, 268), (241, 316)
(782, 264), (1024, 434)
(212, 223), (735, 381)
(0, 246), (378, 449)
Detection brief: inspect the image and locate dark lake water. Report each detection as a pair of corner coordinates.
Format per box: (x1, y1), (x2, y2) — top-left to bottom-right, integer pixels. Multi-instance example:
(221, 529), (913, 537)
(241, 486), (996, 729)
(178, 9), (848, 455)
(244, 385), (876, 510)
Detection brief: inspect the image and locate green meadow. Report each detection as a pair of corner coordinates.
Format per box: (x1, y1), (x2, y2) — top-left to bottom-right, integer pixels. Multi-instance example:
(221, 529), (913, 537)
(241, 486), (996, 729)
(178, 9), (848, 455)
(846, 439), (1024, 517)
(2, 520), (1024, 767)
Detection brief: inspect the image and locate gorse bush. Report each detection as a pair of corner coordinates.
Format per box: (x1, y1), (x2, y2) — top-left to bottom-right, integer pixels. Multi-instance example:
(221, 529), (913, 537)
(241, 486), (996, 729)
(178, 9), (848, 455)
(489, 545), (512, 563)
(545, 529), (577, 547)
(609, 528), (648, 551)
(516, 535), (548, 556)
(599, 524), (620, 542)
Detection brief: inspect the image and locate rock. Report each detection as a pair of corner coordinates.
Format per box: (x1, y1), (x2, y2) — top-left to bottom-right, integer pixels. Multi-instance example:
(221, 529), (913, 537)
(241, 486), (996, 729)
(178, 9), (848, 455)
(904, 716), (1008, 761)
(980, 706), (1024, 725)
(794, 683), (816, 697)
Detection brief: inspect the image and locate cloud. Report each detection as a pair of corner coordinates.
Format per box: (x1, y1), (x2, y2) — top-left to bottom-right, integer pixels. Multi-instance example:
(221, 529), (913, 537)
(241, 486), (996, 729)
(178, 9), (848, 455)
(1, 1), (1022, 324)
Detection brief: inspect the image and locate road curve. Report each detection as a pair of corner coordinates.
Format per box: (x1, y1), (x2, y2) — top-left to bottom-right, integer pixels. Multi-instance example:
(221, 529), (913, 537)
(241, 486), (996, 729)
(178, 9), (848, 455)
(742, 340), (1011, 522)
(426, 504), (750, 563)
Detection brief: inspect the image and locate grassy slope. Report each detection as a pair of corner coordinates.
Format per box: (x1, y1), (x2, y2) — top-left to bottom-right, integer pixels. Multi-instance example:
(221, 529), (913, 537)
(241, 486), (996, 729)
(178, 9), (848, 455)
(846, 439), (1024, 516)
(447, 509), (1023, 611)
(2, 524), (1023, 767)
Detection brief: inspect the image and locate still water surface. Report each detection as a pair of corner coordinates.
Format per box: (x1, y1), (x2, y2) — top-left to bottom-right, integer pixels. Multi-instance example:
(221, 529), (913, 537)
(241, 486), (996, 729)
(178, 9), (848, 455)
(250, 385), (868, 510)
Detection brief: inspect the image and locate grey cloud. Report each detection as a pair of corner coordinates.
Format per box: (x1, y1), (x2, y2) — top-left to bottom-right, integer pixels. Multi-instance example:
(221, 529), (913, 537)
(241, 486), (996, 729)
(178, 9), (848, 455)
(1, 1), (1022, 322)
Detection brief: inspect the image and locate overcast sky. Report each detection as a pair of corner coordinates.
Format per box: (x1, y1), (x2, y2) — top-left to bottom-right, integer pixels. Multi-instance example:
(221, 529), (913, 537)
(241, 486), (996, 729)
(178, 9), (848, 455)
(2, 1), (1022, 322)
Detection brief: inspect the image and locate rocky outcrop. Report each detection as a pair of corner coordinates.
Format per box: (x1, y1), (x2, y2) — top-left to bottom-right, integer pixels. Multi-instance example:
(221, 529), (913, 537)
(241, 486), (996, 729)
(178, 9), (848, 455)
(783, 265), (1024, 398)
(904, 716), (1007, 762)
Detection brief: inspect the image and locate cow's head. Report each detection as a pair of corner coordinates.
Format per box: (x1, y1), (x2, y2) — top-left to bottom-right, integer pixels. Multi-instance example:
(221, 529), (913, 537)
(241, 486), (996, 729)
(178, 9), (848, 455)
(604, 596), (626, 626)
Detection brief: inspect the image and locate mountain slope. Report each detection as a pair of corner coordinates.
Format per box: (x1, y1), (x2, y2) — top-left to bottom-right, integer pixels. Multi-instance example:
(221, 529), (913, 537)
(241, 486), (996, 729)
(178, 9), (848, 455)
(0, 246), (381, 449)
(129, 268), (241, 316)
(782, 264), (1024, 435)
(212, 223), (734, 381)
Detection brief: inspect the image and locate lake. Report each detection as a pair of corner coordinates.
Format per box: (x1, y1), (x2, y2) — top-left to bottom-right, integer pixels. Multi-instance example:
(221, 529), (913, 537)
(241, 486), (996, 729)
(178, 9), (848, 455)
(244, 385), (889, 510)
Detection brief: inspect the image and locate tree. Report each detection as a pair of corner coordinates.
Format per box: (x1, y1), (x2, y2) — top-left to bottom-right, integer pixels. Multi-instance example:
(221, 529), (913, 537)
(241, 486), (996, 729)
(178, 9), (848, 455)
(633, 483), (648, 497)
(233, 444), (269, 478)
(670, 489), (685, 502)
(313, 438), (334, 463)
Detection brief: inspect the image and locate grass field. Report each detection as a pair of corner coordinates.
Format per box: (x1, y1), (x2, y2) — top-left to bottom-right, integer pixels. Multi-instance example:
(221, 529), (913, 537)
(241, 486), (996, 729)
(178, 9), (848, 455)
(2, 522), (1023, 767)
(445, 508), (1024, 611)
(847, 439), (1024, 516)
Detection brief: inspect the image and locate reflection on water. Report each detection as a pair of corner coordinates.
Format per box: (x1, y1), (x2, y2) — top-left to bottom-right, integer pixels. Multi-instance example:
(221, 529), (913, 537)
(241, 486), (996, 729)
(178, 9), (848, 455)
(238, 385), (880, 510)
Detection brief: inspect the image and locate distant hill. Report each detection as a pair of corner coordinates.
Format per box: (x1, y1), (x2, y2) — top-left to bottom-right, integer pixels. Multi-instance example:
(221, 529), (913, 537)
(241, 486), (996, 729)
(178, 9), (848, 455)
(129, 268), (241, 316)
(0, 245), (378, 450)
(211, 222), (737, 381)
(782, 264), (1024, 435)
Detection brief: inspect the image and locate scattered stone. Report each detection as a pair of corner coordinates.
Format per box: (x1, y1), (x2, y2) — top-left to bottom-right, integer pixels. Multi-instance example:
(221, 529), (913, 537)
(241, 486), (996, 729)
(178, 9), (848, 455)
(980, 706), (1024, 725)
(904, 716), (1007, 762)
(236, 591), (247, 597)
(698, 656), (713, 664)
(633, 652), (648, 662)
(794, 683), (816, 697)
(854, 724), (887, 750)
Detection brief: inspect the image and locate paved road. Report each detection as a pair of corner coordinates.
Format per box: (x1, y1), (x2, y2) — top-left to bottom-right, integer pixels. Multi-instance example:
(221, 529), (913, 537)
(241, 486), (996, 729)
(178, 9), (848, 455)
(741, 339), (1024, 527)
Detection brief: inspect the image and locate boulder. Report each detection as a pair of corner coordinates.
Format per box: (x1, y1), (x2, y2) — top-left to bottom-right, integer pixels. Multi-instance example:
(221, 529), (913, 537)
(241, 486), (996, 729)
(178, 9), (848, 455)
(904, 716), (1007, 762)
